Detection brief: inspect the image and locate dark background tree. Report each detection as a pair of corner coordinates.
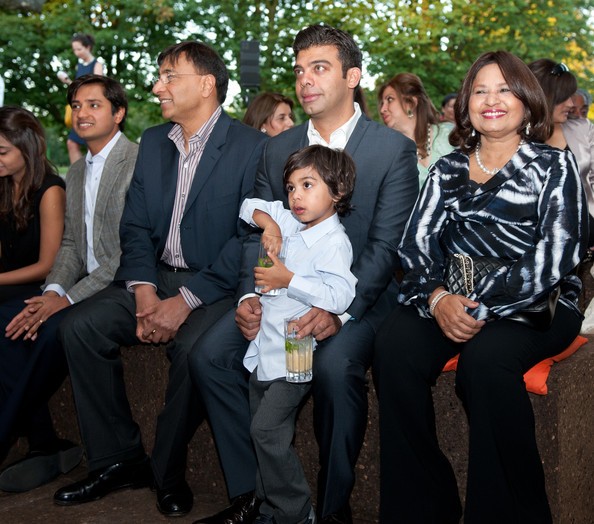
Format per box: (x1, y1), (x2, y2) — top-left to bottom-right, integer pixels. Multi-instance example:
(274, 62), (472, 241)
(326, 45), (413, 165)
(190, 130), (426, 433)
(1, 0), (592, 165)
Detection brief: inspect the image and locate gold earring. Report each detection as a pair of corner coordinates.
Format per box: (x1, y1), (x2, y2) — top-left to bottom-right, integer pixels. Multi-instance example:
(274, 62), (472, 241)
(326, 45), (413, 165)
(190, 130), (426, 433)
(407, 109), (414, 119)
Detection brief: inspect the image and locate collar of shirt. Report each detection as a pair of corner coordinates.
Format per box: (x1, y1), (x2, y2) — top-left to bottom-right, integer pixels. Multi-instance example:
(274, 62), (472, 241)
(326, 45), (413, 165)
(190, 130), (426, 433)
(167, 106), (222, 157)
(85, 130), (122, 169)
(297, 213), (342, 248)
(307, 102), (362, 150)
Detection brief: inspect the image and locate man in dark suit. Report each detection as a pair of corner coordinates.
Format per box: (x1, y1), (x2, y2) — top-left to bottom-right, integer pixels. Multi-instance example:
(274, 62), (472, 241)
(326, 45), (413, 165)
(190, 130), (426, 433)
(190, 25), (419, 523)
(0, 74), (137, 492)
(53, 42), (266, 517)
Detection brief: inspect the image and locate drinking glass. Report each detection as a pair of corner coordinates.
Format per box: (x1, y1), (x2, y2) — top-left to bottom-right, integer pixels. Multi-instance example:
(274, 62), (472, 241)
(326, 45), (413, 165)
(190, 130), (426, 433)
(284, 317), (313, 383)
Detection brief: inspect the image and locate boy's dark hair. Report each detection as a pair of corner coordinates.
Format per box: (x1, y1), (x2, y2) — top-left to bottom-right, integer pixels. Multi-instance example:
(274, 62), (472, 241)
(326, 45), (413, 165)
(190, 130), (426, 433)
(283, 145), (356, 216)
(67, 74), (128, 131)
(293, 24), (362, 78)
(157, 41), (229, 104)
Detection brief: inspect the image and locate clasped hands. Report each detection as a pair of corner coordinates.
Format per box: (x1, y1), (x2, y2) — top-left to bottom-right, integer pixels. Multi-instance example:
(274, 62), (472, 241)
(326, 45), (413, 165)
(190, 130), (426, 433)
(5, 292), (70, 341)
(134, 286), (191, 344)
(431, 291), (485, 343)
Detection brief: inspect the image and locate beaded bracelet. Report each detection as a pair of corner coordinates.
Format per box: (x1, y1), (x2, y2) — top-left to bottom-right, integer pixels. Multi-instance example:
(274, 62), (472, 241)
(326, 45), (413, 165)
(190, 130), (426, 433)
(429, 290), (451, 317)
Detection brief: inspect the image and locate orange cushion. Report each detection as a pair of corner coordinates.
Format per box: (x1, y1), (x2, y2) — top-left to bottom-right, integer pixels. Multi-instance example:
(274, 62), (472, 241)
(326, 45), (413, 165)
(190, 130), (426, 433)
(441, 335), (588, 395)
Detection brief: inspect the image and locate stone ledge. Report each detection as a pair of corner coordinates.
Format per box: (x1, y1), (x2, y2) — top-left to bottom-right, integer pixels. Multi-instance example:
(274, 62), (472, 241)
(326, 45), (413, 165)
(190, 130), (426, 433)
(47, 341), (594, 522)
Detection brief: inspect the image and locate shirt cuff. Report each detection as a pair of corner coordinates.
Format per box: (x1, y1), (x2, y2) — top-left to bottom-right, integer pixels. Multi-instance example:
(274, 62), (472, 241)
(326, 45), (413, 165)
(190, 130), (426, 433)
(126, 280), (157, 293)
(44, 283), (66, 297)
(238, 292), (259, 305)
(338, 312), (353, 326)
(179, 286), (203, 310)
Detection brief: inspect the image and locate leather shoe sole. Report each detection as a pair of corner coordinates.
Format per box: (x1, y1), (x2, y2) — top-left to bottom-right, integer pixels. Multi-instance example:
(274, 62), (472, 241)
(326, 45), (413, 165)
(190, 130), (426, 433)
(0, 444), (83, 493)
(193, 491), (260, 523)
(53, 456), (152, 505)
(156, 480), (193, 516)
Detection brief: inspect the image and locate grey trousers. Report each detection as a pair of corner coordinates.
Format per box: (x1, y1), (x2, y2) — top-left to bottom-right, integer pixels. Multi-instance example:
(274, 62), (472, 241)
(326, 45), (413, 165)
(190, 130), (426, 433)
(249, 371), (311, 524)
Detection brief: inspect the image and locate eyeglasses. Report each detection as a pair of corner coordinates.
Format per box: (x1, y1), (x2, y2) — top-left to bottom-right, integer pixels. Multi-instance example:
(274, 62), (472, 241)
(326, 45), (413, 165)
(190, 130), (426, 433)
(155, 72), (203, 85)
(550, 63), (570, 76)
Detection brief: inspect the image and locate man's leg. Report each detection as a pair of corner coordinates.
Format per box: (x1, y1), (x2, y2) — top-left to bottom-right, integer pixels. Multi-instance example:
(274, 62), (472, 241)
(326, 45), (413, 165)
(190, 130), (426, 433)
(151, 294), (235, 490)
(59, 285), (144, 470)
(311, 318), (375, 519)
(189, 308), (259, 523)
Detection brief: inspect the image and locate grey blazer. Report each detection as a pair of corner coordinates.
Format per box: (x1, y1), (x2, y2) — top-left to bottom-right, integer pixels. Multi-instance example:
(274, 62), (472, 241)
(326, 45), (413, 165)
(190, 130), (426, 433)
(45, 133), (138, 303)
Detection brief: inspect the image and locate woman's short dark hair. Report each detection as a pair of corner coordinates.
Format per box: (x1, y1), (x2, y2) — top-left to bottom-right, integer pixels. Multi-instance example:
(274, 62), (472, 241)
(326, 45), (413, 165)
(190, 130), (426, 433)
(157, 41), (229, 104)
(0, 106), (57, 230)
(283, 145), (356, 217)
(450, 51), (551, 153)
(243, 92), (294, 130)
(67, 74), (128, 131)
(378, 72), (440, 158)
(71, 33), (95, 50)
(293, 24), (362, 78)
(528, 59), (578, 124)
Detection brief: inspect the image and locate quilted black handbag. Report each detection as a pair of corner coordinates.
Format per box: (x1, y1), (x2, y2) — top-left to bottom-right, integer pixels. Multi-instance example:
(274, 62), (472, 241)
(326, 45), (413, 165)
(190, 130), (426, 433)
(444, 253), (559, 330)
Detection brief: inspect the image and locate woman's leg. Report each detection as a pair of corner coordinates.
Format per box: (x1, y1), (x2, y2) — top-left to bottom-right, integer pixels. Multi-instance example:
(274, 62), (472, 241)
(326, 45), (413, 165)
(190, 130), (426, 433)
(373, 305), (462, 524)
(457, 303), (581, 524)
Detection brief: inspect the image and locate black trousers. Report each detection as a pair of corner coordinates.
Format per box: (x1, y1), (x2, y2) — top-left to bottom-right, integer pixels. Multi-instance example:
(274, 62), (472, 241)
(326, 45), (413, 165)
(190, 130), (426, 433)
(0, 294), (69, 459)
(372, 303), (581, 524)
(59, 271), (233, 489)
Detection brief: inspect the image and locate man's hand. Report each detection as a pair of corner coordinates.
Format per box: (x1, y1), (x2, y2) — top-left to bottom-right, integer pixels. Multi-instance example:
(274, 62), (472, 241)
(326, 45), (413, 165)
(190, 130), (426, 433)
(433, 294), (485, 343)
(235, 296), (262, 341)
(294, 307), (341, 341)
(5, 292), (70, 341)
(136, 293), (192, 344)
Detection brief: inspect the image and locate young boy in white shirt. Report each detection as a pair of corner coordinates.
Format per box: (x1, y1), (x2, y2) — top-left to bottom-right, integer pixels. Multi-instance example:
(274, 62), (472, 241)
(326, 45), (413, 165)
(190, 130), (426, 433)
(239, 145), (357, 524)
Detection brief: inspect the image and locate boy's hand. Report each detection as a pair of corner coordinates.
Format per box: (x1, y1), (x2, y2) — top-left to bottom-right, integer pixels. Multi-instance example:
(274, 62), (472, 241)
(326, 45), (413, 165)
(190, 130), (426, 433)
(254, 252), (293, 293)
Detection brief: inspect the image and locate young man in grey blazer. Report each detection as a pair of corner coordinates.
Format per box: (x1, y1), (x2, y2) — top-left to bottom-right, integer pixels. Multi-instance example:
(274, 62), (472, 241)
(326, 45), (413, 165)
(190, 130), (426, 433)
(191, 25), (419, 524)
(0, 74), (137, 492)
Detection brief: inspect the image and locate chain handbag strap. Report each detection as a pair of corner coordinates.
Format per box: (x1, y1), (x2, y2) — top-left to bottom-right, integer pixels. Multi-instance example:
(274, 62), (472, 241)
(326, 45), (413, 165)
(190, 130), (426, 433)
(454, 253), (475, 295)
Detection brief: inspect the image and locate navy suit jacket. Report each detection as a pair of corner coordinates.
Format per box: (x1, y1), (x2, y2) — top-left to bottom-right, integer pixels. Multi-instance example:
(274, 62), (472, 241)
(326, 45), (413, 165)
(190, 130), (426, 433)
(241, 114), (419, 329)
(115, 111), (266, 305)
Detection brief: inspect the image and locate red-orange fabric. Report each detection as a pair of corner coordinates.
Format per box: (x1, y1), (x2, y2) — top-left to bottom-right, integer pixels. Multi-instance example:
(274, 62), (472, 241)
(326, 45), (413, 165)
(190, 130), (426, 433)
(441, 336), (588, 395)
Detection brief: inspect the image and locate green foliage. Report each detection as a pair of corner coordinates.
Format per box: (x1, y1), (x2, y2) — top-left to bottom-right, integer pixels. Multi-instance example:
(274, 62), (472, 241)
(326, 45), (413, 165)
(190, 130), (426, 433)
(1, 0), (593, 164)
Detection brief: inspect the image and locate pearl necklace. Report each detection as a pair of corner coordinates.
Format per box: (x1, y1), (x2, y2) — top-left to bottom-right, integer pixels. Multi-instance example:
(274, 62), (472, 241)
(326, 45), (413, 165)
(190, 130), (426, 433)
(417, 124), (432, 161)
(475, 140), (525, 176)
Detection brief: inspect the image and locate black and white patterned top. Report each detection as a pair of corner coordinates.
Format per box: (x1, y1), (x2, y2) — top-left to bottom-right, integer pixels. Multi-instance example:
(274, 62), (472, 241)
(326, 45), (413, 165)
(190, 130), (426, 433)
(398, 141), (587, 320)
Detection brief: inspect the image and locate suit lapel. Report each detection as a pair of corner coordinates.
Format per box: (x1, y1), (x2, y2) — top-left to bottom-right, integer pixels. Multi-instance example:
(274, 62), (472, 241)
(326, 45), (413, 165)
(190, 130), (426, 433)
(93, 135), (128, 242)
(344, 114), (369, 157)
(183, 112), (230, 214)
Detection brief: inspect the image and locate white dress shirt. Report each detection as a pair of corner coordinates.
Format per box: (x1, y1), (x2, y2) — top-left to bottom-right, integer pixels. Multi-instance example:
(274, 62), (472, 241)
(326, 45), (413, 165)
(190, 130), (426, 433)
(239, 198), (357, 381)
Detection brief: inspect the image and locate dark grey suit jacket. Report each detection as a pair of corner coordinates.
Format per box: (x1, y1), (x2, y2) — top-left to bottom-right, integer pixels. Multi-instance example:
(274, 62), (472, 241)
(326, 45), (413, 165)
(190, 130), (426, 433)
(242, 114), (419, 329)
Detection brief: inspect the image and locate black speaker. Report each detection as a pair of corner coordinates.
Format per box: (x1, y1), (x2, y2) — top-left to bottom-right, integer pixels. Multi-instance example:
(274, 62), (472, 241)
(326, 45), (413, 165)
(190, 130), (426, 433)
(240, 40), (260, 89)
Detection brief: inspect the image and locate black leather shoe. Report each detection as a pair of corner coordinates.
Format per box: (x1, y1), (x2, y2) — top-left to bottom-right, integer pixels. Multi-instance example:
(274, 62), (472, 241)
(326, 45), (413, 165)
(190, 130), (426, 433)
(0, 439), (82, 493)
(319, 505), (352, 524)
(193, 490), (260, 523)
(156, 479), (193, 516)
(53, 455), (152, 505)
